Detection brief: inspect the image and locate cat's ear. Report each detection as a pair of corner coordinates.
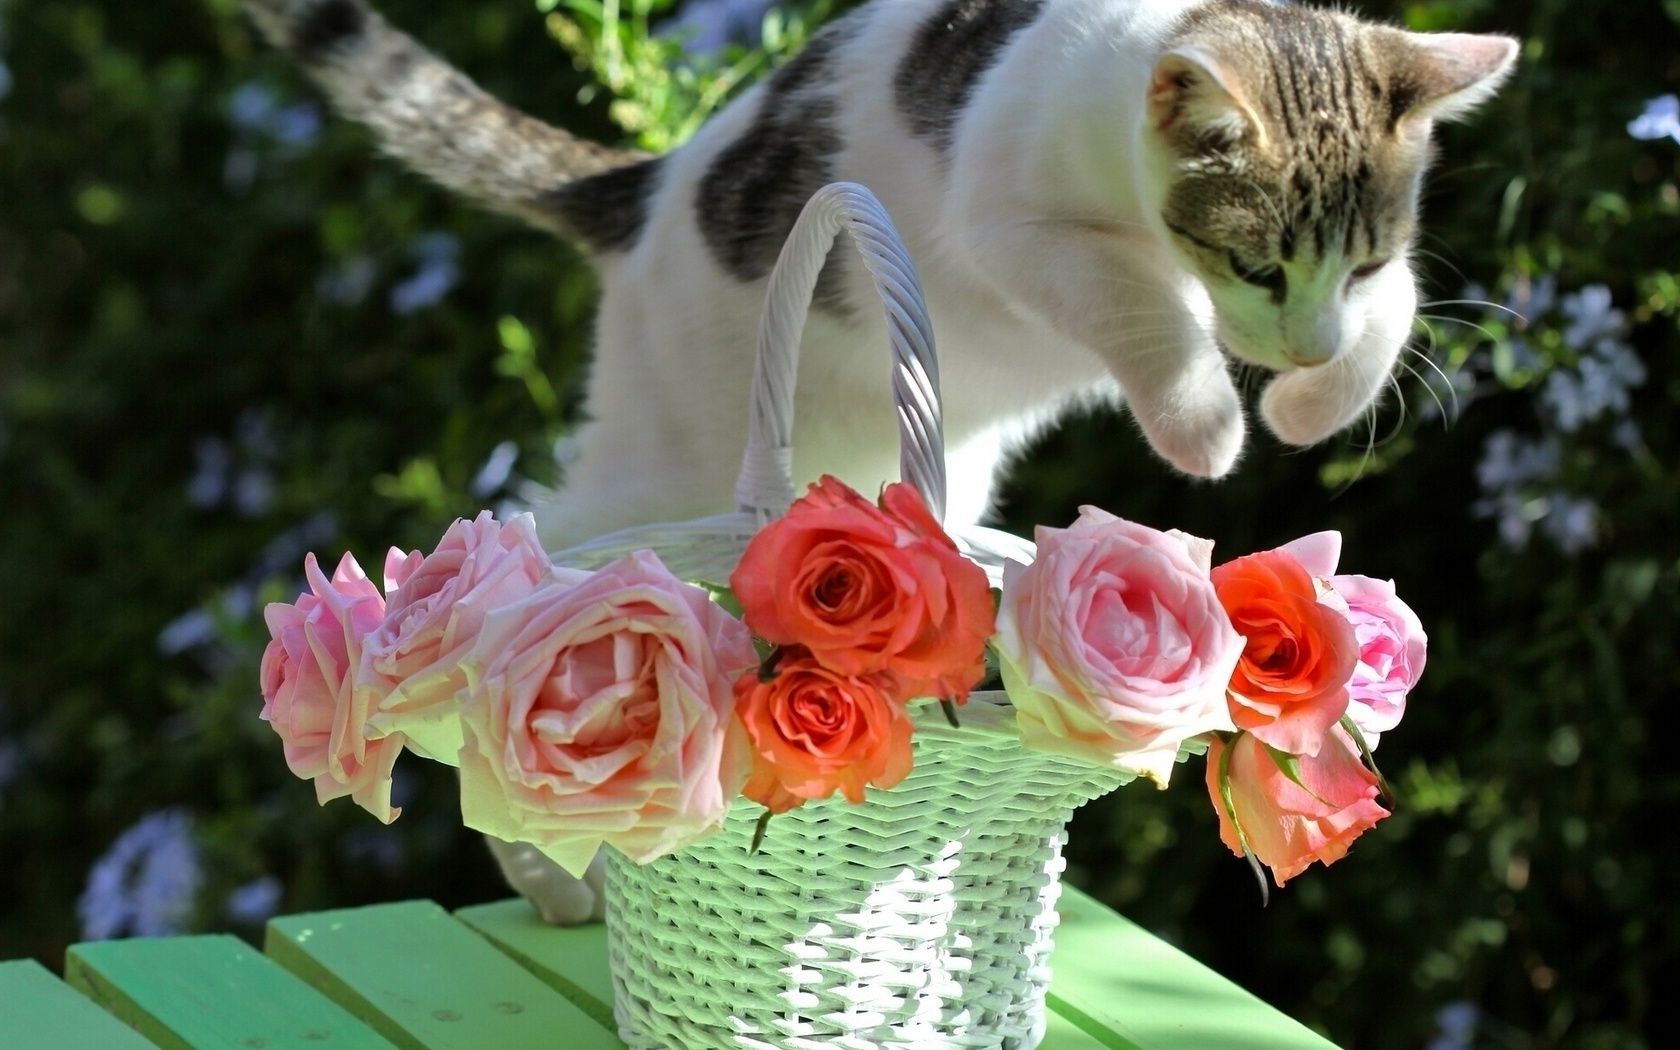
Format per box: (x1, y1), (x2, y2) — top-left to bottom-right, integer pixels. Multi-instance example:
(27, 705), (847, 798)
(1147, 47), (1262, 150)
(1390, 33), (1520, 125)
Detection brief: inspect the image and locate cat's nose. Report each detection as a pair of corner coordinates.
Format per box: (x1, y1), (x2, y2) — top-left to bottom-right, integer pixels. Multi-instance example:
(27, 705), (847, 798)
(1285, 315), (1343, 367)
(1284, 343), (1336, 368)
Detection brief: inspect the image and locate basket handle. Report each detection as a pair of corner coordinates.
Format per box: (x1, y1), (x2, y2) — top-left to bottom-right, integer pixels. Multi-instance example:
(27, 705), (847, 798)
(732, 183), (947, 526)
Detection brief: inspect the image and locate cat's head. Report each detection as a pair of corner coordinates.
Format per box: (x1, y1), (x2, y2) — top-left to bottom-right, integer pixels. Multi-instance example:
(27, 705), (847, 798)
(1139, 3), (1516, 439)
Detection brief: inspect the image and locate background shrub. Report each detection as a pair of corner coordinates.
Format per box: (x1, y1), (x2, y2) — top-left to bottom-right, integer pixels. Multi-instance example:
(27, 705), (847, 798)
(0, 2), (1674, 1045)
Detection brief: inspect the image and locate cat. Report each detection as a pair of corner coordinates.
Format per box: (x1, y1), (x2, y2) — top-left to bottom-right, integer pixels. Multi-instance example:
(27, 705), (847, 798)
(244, 0), (1516, 541)
(242, 0), (1516, 922)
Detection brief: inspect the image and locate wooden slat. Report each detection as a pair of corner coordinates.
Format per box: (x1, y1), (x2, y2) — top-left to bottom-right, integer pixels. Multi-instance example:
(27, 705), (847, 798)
(0, 958), (159, 1049)
(266, 900), (619, 1050)
(453, 899), (619, 1035)
(1045, 1006), (1129, 1050)
(1049, 886), (1340, 1049)
(65, 935), (396, 1049)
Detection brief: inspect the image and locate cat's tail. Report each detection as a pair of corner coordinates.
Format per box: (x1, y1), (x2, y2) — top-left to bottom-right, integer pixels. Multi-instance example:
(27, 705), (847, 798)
(244, 0), (648, 239)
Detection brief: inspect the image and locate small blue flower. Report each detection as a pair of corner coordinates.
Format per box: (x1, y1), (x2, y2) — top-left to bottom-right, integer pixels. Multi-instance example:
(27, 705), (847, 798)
(1628, 94), (1680, 144)
(157, 608), (217, 656)
(270, 103), (323, 149)
(78, 809), (203, 941)
(390, 233), (462, 315)
(1476, 431), (1560, 493)
(187, 437), (233, 508)
(470, 441), (520, 499)
(225, 876), (283, 925)
(227, 82), (279, 132)
(1427, 1001), (1480, 1050)
(1541, 494), (1599, 555)
(233, 468), (276, 518)
(665, 0), (775, 57)
(1559, 285), (1625, 350)
(1504, 274), (1557, 326)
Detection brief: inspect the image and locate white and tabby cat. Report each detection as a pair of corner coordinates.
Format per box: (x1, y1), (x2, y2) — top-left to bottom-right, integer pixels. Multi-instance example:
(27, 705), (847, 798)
(244, 0), (1516, 920)
(246, 0), (1515, 539)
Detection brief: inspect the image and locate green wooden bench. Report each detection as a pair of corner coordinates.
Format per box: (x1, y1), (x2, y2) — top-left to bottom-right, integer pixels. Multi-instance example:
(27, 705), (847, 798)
(1, 887), (1339, 1048)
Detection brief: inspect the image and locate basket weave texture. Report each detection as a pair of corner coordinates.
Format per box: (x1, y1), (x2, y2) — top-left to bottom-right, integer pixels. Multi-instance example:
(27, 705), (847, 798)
(552, 184), (1127, 1049)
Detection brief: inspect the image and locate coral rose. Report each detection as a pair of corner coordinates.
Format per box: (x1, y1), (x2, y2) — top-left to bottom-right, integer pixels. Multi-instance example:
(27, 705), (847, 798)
(1206, 727), (1390, 886)
(362, 511), (554, 763)
(260, 552), (406, 823)
(1212, 546), (1358, 757)
(1328, 574), (1426, 749)
(455, 550), (756, 876)
(996, 506), (1243, 785)
(735, 655), (913, 813)
(731, 476), (993, 702)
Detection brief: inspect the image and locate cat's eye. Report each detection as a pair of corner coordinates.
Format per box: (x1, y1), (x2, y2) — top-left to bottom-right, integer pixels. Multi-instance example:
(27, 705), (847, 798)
(1349, 260), (1388, 283)
(1229, 254), (1286, 296)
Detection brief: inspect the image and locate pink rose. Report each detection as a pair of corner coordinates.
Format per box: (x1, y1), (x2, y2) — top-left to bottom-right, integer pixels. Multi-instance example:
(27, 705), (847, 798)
(456, 550), (757, 876)
(996, 506), (1243, 785)
(361, 511), (555, 763)
(260, 553), (406, 823)
(1206, 727), (1389, 886)
(1328, 575), (1426, 749)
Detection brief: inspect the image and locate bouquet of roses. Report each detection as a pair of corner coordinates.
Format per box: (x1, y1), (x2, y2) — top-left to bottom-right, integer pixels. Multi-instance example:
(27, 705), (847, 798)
(260, 475), (1423, 891)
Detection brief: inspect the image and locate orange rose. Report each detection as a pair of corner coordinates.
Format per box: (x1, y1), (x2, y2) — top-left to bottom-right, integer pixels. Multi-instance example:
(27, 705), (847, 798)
(1212, 548), (1358, 756)
(1206, 728), (1389, 886)
(731, 476), (994, 702)
(735, 654), (913, 813)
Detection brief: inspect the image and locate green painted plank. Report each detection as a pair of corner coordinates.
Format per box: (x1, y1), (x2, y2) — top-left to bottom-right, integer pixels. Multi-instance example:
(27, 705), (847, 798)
(0, 958), (159, 1049)
(452, 900), (619, 1036)
(1045, 1005), (1127, 1050)
(65, 935), (396, 1049)
(1050, 886), (1340, 1050)
(266, 900), (619, 1050)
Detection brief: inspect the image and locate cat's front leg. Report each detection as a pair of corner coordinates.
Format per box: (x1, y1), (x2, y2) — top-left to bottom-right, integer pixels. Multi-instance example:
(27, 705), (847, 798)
(1261, 266), (1415, 446)
(963, 219), (1244, 478)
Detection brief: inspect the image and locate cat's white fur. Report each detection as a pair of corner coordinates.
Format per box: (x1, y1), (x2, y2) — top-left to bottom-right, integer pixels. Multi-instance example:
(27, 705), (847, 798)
(539, 0), (1450, 547)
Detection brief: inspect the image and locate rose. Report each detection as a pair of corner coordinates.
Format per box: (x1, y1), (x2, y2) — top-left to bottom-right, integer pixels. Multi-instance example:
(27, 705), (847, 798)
(1212, 540), (1359, 757)
(735, 654), (913, 813)
(1205, 727), (1389, 886)
(455, 550), (757, 876)
(362, 511), (555, 762)
(731, 476), (994, 702)
(1328, 575), (1426, 749)
(260, 552), (406, 823)
(995, 506), (1243, 785)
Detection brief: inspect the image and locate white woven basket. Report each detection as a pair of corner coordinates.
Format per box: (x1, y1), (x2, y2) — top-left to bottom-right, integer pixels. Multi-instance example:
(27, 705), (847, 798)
(552, 183), (1128, 1050)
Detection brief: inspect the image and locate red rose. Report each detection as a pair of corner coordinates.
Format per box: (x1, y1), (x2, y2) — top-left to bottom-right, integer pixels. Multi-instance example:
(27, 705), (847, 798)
(730, 476), (993, 702)
(735, 655), (913, 813)
(1212, 548), (1358, 756)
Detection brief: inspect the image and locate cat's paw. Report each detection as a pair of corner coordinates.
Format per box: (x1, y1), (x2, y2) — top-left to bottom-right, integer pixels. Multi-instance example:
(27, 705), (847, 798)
(1260, 365), (1366, 446)
(1135, 389), (1246, 479)
(484, 836), (607, 926)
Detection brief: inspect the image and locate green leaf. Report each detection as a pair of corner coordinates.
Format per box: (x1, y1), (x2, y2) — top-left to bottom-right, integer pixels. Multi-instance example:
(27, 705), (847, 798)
(939, 699), (961, 728)
(1262, 742), (1332, 807)
(1217, 736), (1270, 907)
(749, 809), (773, 855)
(1340, 716), (1396, 804)
(692, 579), (744, 619)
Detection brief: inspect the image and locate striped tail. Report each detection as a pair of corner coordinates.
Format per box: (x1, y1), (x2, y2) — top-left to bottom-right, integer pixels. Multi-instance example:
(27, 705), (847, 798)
(243, 0), (648, 239)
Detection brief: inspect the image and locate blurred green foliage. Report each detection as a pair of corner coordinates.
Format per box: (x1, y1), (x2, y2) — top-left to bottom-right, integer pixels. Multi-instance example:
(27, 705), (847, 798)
(0, 1), (1675, 1047)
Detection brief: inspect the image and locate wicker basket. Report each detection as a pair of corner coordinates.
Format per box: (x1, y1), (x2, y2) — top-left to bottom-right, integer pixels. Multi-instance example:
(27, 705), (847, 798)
(550, 183), (1131, 1050)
